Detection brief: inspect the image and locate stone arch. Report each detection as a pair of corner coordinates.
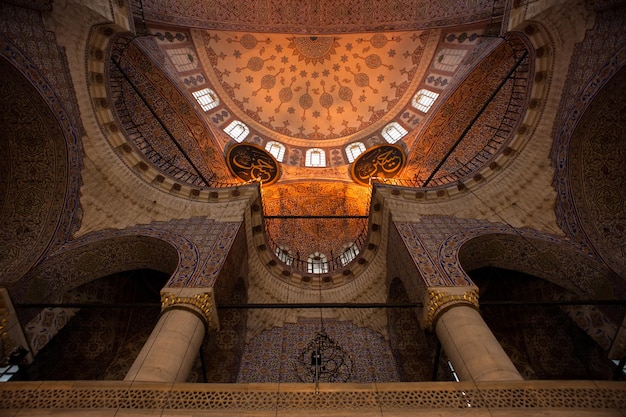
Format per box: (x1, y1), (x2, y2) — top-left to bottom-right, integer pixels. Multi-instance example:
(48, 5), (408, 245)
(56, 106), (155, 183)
(449, 229), (621, 379)
(0, 38), (82, 286)
(23, 268), (169, 380)
(561, 64), (626, 278)
(12, 230), (198, 304)
(549, 9), (626, 278)
(440, 226), (618, 299)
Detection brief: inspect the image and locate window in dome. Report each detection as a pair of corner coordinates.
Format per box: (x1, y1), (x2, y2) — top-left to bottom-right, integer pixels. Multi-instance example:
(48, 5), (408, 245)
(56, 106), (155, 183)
(381, 122), (408, 144)
(192, 88), (220, 111)
(339, 242), (359, 266)
(345, 142), (366, 163)
(167, 47), (199, 72)
(305, 148), (326, 167)
(433, 48), (467, 72)
(224, 120), (249, 143)
(275, 246), (293, 265)
(411, 89), (439, 113)
(266, 141), (286, 162)
(307, 252), (329, 274)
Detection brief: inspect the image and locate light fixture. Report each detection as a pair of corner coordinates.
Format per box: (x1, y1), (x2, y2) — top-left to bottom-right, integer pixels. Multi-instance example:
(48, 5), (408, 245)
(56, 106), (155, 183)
(295, 323), (354, 393)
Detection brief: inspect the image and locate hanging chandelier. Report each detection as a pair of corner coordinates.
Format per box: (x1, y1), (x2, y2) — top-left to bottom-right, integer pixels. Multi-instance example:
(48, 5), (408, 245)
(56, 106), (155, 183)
(295, 325), (354, 392)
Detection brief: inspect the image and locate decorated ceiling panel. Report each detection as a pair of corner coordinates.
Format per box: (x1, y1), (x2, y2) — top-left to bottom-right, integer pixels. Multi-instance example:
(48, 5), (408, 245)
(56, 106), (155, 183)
(138, 0), (506, 34)
(109, 5), (532, 192)
(194, 30), (431, 143)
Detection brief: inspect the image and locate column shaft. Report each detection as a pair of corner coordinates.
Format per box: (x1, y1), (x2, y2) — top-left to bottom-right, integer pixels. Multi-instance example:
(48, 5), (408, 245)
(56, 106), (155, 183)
(125, 308), (205, 382)
(435, 305), (523, 382)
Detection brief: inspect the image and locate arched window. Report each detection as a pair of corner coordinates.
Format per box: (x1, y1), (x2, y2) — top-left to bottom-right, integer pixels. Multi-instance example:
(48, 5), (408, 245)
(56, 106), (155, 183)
(167, 46), (198, 72)
(345, 142), (366, 163)
(307, 252), (329, 274)
(305, 148), (326, 167)
(339, 242), (359, 266)
(224, 120), (249, 143)
(192, 88), (220, 111)
(432, 48), (467, 72)
(265, 141), (286, 162)
(411, 89), (439, 113)
(381, 122), (408, 144)
(275, 246), (293, 265)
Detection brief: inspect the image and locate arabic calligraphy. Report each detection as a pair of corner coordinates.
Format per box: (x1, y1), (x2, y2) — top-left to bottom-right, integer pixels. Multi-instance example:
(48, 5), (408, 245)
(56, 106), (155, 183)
(227, 144), (280, 185)
(351, 145), (405, 185)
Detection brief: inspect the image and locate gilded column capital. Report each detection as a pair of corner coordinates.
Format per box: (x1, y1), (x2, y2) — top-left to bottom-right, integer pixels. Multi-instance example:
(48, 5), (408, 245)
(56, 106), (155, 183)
(423, 286), (479, 330)
(161, 289), (220, 331)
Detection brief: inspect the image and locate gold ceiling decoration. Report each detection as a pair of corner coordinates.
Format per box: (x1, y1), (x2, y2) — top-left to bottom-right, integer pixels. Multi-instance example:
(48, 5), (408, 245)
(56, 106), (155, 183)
(287, 36), (341, 65)
(197, 30), (430, 142)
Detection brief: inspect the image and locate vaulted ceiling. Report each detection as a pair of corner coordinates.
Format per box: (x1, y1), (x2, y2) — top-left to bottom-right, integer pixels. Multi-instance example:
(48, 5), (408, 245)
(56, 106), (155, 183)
(107, 0), (532, 266)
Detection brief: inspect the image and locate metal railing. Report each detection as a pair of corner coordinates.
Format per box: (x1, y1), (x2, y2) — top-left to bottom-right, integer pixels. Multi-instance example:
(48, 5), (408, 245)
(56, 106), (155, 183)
(106, 36), (253, 188)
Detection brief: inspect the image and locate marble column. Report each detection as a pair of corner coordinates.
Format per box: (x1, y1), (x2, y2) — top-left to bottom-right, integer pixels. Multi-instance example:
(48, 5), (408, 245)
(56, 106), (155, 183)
(425, 287), (522, 382)
(125, 290), (218, 382)
(124, 308), (205, 382)
(435, 305), (523, 382)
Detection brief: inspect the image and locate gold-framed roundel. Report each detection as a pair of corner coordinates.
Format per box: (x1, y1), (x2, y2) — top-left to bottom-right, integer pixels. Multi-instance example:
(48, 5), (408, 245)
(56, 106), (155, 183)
(350, 144), (406, 186)
(226, 143), (281, 185)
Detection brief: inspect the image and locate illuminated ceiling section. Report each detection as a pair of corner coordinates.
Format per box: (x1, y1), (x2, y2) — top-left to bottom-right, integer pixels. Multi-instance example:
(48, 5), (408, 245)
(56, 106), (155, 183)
(195, 30), (431, 144)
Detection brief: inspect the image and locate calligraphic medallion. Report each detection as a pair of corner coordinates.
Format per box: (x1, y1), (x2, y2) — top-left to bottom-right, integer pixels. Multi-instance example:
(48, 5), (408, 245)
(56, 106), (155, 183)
(226, 143), (281, 185)
(350, 144), (405, 186)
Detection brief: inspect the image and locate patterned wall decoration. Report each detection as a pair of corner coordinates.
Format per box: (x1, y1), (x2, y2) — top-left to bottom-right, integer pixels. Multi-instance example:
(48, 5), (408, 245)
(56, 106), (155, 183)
(393, 222), (461, 287)
(237, 317), (399, 383)
(15, 234), (181, 304)
(189, 277), (248, 383)
(0, 3), (83, 136)
(23, 270), (166, 381)
(472, 269), (618, 380)
(262, 182), (371, 264)
(185, 222), (242, 288)
(137, 0), (506, 34)
(385, 221), (427, 306)
(387, 278), (443, 381)
(551, 6), (626, 277)
(212, 225), (247, 306)
(0, 7), (83, 262)
(226, 143), (281, 184)
(0, 42), (82, 286)
(394, 214), (623, 299)
(454, 230), (620, 299)
(350, 144), (405, 185)
(560, 65), (626, 279)
(10, 216), (244, 305)
(110, 38), (232, 183)
(23, 307), (77, 357)
(402, 36), (531, 185)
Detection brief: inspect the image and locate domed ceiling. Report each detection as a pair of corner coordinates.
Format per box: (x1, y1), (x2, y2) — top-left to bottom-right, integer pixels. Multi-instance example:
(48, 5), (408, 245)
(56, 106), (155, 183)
(118, 24), (529, 187)
(107, 0), (530, 272)
(195, 30), (430, 144)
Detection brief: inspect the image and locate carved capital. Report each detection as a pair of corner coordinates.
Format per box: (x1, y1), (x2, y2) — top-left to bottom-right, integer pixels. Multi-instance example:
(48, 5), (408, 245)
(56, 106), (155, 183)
(423, 286), (479, 330)
(161, 289), (220, 331)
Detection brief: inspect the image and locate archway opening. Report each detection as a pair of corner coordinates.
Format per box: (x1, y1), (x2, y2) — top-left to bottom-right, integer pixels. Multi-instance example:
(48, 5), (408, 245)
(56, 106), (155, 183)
(14, 269), (168, 381)
(470, 266), (621, 380)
